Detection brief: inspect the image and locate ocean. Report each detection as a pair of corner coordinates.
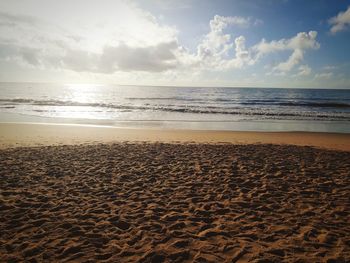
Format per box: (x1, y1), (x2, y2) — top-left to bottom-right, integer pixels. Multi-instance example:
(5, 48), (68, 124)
(0, 82), (349, 133)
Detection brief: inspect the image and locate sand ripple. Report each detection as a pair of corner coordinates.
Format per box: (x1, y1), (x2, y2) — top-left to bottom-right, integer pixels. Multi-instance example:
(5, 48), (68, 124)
(0, 143), (349, 262)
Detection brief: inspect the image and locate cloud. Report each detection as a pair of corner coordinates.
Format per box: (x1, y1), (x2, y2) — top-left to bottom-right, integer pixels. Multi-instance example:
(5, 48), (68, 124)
(0, 42), (41, 66)
(0, 1), (180, 73)
(192, 15), (261, 71)
(209, 15), (261, 31)
(98, 41), (178, 72)
(197, 16), (235, 61)
(315, 72), (333, 79)
(234, 36), (249, 61)
(297, 65), (312, 76)
(143, 0), (192, 10)
(273, 49), (303, 72)
(0, 11), (38, 27)
(0, 3), (318, 79)
(329, 6), (350, 34)
(322, 65), (337, 70)
(198, 15), (255, 58)
(254, 31), (320, 55)
(2, 40), (179, 73)
(253, 31), (319, 73)
(226, 35), (254, 69)
(254, 31), (319, 55)
(191, 21), (319, 74)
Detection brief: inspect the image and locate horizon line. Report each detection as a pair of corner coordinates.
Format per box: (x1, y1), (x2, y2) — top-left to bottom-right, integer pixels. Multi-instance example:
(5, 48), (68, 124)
(0, 81), (349, 90)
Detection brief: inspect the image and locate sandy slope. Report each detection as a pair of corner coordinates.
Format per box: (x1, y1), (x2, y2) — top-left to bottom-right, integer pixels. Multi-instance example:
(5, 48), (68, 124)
(0, 143), (349, 262)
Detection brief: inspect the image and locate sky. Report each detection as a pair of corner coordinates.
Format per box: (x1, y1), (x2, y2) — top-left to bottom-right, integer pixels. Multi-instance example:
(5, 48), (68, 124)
(0, 0), (349, 88)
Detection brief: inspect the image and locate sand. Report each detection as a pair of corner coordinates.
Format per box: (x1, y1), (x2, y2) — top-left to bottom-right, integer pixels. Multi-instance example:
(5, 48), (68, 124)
(1, 123), (350, 151)
(1, 141), (349, 262)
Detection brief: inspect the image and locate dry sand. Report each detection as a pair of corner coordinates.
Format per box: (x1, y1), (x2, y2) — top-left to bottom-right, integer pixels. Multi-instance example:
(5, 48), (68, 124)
(1, 142), (349, 262)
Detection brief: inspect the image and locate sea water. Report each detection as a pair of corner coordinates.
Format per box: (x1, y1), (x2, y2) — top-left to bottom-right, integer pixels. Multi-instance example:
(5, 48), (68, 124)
(0, 82), (349, 132)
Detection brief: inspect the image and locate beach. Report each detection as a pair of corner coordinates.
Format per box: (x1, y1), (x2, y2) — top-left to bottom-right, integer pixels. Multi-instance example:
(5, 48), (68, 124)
(0, 123), (349, 262)
(1, 0), (350, 261)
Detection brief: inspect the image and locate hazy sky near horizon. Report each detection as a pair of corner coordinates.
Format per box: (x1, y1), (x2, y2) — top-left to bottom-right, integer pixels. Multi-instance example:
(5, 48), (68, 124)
(0, 0), (349, 88)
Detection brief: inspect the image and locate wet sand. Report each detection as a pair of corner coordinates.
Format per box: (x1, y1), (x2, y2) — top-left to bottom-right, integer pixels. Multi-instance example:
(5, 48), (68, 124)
(1, 123), (350, 151)
(1, 142), (349, 262)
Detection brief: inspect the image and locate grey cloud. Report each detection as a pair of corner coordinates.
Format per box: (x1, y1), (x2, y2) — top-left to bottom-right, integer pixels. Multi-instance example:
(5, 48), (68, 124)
(0, 11), (39, 27)
(99, 41), (178, 73)
(0, 21), (16, 27)
(0, 12), (179, 73)
(0, 25), (179, 73)
(0, 11), (81, 47)
(0, 42), (41, 65)
(20, 47), (41, 65)
(58, 41), (179, 73)
(60, 49), (96, 72)
(0, 43), (16, 58)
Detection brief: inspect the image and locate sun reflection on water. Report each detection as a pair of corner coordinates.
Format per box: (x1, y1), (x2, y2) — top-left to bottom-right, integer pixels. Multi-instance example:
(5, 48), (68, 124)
(64, 84), (100, 103)
(53, 84), (106, 119)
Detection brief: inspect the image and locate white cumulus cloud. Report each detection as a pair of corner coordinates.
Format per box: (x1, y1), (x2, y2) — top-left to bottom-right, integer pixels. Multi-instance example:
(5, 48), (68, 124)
(274, 49), (304, 72)
(184, 17), (318, 75)
(329, 6), (350, 34)
(192, 15), (260, 71)
(253, 31), (319, 73)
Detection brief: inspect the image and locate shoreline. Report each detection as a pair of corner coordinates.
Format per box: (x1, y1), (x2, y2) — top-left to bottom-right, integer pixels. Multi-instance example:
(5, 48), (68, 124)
(1, 122), (349, 151)
(1, 112), (350, 134)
